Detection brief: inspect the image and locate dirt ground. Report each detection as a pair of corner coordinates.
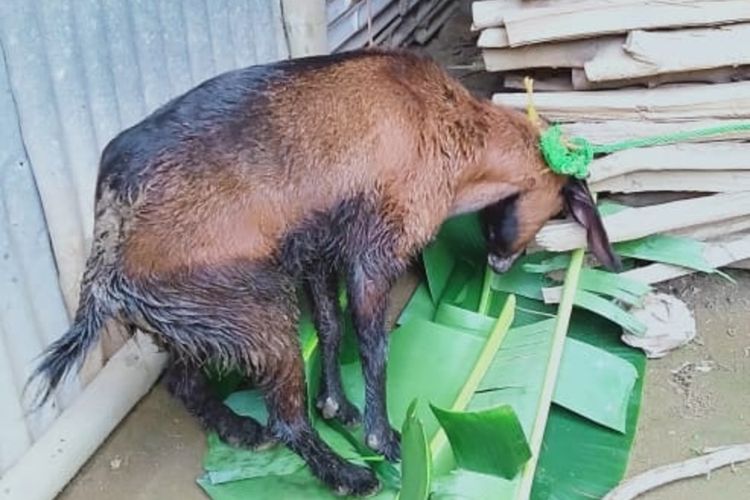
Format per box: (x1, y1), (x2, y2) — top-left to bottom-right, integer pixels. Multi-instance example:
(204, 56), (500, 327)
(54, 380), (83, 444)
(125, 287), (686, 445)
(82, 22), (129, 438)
(59, 5), (750, 500)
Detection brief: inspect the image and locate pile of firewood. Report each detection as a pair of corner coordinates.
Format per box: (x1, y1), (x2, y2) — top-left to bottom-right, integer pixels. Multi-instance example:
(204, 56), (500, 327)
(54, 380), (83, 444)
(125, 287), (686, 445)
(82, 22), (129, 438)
(472, 0), (750, 274)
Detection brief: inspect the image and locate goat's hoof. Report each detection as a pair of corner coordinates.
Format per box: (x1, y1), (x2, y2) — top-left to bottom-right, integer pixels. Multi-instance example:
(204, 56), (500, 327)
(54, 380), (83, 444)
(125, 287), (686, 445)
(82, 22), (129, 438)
(330, 463), (380, 497)
(366, 427), (401, 462)
(316, 395), (362, 428)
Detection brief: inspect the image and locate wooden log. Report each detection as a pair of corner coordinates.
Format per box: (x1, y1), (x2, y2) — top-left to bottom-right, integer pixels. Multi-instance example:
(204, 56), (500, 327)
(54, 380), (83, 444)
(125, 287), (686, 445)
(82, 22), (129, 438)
(542, 232), (750, 302)
(592, 170), (750, 194)
(587, 143), (750, 183)
(584, 24), (750, 82)
(502, 1), (750, 47)
(492, 81), (750, 122)
(562, 119), (750, 145)
(504, 72), (574, 91)
(483, 36), (621, 71)
(534, 192), (750, 252)
(572, 66), (750, 90)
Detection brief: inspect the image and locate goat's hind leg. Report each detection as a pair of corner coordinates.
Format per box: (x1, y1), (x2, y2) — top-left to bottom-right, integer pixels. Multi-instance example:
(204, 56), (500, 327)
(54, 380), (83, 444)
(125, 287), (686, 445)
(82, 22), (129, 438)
(305, 268), (361, 427)
(165, 359), (276, 450)
(261, 345), (379, 496)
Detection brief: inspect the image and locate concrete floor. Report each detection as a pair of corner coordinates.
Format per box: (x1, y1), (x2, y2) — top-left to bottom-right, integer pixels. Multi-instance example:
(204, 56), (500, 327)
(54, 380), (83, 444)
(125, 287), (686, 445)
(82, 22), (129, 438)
(57, 4), (750, 499)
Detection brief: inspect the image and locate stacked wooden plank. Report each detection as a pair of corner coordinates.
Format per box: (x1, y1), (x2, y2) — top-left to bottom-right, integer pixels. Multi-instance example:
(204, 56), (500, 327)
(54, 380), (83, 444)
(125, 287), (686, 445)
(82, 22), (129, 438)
(327, 0), (457, 52)
(472, 0), (750, 273)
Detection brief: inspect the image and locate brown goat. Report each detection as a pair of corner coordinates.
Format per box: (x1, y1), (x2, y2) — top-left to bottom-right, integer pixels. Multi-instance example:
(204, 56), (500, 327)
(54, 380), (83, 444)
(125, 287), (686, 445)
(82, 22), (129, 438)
(30, 48), (616, 496)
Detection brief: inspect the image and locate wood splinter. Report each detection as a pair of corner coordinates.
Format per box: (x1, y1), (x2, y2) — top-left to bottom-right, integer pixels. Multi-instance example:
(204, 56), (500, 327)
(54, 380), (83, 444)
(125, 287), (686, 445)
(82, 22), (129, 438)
(603, 443), (750, 500)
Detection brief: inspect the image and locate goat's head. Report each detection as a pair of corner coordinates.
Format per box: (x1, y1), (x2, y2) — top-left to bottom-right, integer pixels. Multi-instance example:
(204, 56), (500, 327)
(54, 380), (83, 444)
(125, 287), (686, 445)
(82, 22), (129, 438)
(481, 176), (621, 274)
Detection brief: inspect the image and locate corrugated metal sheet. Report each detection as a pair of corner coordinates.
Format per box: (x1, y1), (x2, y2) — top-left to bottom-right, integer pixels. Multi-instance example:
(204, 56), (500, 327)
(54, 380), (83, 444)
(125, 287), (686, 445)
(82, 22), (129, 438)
(327, 0), (453, 52)
(0, 0), (289, 477)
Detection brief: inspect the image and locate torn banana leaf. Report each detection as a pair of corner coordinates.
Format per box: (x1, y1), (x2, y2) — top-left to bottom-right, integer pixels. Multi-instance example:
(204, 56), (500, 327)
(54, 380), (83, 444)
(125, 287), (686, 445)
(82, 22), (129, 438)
(578, 268), (652, 306)
(556, 338), (637, 433)
(491, 253), (553, 301)
(430, 404), (531, 479)
(574, 289), (648, 336)
(614, 233), (714, 273)
(422, 237), (457, 303)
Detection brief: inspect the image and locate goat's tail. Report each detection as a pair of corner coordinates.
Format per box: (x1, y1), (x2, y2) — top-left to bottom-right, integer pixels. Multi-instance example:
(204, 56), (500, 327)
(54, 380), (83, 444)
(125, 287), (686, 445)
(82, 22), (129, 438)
(26, 284), (114, 411)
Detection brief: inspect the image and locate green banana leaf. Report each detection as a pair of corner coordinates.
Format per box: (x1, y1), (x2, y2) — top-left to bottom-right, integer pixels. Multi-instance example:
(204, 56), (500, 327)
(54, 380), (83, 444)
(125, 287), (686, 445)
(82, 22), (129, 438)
(531, 310), (647, 499)
(614, 233), (714, 272)
(430, 404), (531, 479)
(398, 400), (431, 500)
(574, 290), (647, 336)
(578, 268), (652, 306)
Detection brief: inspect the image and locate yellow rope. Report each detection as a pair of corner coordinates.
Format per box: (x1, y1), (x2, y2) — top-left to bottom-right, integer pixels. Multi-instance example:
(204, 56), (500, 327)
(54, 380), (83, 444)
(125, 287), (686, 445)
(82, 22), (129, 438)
(523, 76), (541, 131)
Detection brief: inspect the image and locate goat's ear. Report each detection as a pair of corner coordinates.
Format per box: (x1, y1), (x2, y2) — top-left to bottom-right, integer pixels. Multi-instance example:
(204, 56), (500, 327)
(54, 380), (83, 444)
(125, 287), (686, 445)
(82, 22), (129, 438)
(562, 178), (622, 271)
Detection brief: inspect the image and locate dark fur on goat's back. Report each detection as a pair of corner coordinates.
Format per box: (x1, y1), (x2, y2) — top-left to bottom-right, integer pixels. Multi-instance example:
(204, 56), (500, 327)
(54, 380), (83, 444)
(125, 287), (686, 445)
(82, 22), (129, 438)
(96, 47), (555, 281)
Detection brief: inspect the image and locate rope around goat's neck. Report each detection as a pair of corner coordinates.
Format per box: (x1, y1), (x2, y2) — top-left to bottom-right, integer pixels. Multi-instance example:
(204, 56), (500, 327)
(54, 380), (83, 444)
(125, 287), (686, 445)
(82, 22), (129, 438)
(522, 77), (750, 180)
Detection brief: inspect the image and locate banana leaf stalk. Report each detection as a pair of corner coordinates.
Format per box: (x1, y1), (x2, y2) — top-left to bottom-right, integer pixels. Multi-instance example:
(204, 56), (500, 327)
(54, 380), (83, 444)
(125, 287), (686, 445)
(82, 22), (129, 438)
(517, 246), (586, 499)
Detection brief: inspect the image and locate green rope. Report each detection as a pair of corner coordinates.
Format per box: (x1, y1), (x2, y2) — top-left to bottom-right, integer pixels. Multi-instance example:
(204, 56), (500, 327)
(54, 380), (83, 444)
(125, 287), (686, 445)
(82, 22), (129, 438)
(539, 121), (750, 179)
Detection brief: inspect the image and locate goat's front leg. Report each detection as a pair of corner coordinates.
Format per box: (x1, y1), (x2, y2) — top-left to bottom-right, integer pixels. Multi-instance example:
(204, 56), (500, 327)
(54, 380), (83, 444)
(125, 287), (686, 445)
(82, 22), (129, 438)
(347, 261), (401, 462)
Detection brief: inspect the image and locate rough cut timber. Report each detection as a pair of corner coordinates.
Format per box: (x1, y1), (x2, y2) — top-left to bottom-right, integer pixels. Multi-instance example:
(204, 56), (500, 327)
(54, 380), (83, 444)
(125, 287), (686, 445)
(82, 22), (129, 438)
(534, 192), (750, 252)
(472, 0), (622, 30)
(477, 27), (509, 48)
(483, 36), (621, 71)
(502, 1), (750, 47)
(591, 170), (750, 194)
(618, 232), (750, 286)
(587, 143), (750, 183)
(471, 0), (523, 30)
(584, 24), (750, 82)
(669, 215), (750, 242)
(571, 66), (750, 90)
(562, 119), (750, 146)
(492, 81), (750, 122)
